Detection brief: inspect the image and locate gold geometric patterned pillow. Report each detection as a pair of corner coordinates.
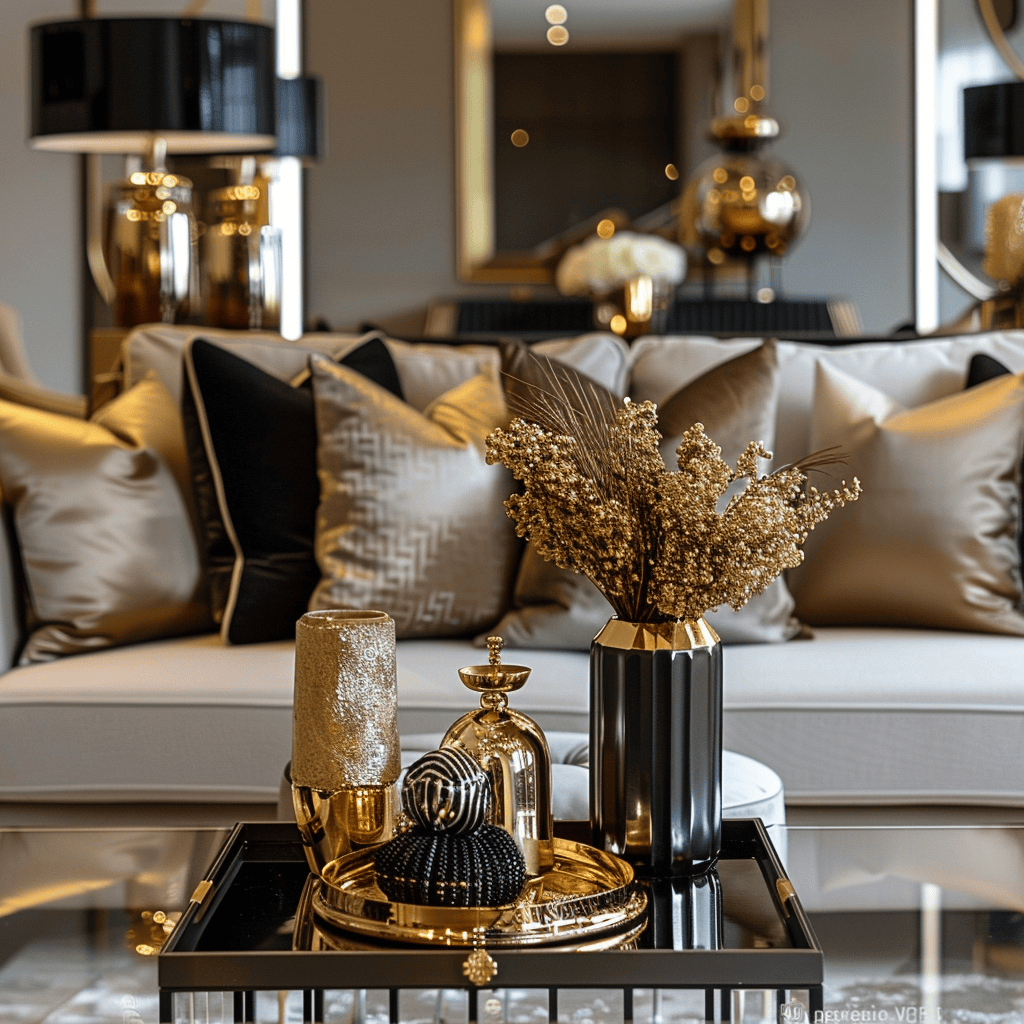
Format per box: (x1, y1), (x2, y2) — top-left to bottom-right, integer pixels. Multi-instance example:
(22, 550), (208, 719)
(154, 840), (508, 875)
(308, 355), (519, 638)
(789, 362), (1024, 634)
(0, 374), (211, 663)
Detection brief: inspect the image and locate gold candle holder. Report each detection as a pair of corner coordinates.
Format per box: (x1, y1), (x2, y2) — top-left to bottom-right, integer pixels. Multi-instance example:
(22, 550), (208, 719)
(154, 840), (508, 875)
(291, 609), (401, 875)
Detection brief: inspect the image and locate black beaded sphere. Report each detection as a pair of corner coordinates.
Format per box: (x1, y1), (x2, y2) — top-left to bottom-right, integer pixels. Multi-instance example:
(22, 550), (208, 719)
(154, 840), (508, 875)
(401, 747), (491, 835)
(373, 824), (526, 907)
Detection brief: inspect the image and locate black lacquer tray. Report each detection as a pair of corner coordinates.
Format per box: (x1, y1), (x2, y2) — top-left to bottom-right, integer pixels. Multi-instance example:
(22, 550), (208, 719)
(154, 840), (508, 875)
(158, 819), (823, 1023)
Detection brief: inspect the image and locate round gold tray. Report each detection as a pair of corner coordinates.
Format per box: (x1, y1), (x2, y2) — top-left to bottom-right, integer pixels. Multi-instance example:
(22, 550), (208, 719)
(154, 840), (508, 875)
(313, 837), (647, 947)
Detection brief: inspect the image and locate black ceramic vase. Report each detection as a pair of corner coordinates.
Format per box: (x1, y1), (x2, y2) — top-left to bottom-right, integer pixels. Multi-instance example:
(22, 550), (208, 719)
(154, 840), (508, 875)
(589, 617), (723, 876)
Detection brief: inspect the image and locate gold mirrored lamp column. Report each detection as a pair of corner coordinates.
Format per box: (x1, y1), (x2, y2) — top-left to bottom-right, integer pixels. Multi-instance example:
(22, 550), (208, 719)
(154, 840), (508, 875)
(106, 139), (198, 327)
(203, 158), (281, 330)
(443, 637), (554, 876)
(202, 76), (322, 332)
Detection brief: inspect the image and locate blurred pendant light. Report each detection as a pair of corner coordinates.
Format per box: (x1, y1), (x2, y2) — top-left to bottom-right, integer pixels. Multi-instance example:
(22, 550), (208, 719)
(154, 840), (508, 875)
(679, 0), (809, 299)
(29, 17), (276, 328)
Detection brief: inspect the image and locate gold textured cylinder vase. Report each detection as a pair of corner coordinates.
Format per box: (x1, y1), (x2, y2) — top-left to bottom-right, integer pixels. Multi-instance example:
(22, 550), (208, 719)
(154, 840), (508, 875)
(291, 610), (401, 875)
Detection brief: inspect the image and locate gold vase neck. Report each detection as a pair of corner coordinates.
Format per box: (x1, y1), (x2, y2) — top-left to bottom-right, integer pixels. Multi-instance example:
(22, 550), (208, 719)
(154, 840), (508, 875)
(594, 617), (720, 651)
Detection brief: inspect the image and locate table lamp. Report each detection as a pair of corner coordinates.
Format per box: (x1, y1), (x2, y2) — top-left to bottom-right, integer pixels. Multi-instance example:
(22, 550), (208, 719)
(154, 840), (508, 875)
(29, 17), (276, 328)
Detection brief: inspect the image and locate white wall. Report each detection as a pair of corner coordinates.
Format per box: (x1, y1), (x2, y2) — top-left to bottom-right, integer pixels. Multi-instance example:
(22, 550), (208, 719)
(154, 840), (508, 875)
(769, 0), (914, 334)
(0, 2), (81, 392)
(303, 0), (474, 335)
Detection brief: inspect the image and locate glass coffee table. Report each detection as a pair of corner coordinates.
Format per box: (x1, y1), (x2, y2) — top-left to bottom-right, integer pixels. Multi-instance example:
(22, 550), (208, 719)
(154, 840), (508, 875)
(1, 820), (1022, 1023)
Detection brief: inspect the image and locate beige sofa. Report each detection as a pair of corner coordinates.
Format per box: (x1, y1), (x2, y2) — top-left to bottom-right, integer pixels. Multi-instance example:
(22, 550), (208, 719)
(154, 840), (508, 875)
(0, 323), (1022, 827)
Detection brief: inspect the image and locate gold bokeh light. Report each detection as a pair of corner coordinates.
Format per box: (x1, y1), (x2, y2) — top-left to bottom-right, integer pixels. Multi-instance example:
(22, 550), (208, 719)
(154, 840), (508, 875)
(545, 4), (568, 24)
(750, 84), (765, 102)
(511, 129), (530, 147)
(596, 218), (616, 239)
(665, 163), (679, 181)
(547, 25), (569, 45)
(609, 314), (627, 335)
(734, 97), (749, 113)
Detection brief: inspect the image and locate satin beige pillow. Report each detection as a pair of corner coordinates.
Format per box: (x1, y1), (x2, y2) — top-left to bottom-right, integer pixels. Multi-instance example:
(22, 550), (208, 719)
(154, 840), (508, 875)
(486, 339), (804, 649)
(789, 362), (1024, 634)
(0, 375), (211, 663)
(309, 355), (519, 638)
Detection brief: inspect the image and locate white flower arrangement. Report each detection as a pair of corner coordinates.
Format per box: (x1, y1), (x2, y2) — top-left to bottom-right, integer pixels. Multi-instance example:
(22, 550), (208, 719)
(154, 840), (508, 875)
(555, 231), (687, 297)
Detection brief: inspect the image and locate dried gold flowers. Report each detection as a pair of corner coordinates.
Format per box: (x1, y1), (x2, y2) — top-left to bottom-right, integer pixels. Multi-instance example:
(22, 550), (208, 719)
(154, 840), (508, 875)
(486, 390), (860, 625)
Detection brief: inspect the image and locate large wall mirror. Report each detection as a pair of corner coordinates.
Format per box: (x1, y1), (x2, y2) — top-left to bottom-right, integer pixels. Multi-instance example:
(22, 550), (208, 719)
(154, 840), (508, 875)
(455, 0), (731, 284)
(933, 0), (1024, 325)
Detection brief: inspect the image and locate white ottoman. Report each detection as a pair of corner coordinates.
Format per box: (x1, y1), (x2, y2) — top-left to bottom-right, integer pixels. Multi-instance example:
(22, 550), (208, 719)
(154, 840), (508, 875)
(399, 731), (786, 828)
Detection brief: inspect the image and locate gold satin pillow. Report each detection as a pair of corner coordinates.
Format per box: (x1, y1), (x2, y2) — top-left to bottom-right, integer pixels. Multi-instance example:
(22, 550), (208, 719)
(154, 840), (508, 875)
(489, 339), (804, 649)
(0, 375), (211, 663)
(789, 362), (1024, 633)
(656, 339), (780, 466)
(309, 355), (519, 638)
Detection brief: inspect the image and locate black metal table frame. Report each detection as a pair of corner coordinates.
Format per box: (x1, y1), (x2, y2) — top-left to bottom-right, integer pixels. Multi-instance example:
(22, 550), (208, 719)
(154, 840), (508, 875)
(159, 820), (824, 1024)
(171, 983), (821, 1024)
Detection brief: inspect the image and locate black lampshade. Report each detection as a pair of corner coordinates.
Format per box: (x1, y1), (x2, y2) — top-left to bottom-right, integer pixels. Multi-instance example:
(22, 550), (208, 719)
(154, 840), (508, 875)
(273, 76), (324, 159)
(30, 17), (277, 154)
(964, 81), (1024, 162)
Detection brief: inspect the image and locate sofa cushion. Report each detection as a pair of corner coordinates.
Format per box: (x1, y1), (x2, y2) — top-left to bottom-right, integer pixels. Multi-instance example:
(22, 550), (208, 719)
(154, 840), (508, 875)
(789, 363), (1024, 635)
(181, 336), (403, 644)
(122, 324), (363, 402)
(0, 634), (591, 803)
(124, 325), (629, 413)
(0, 630), (1022, 808)
(721, 626), (1024, 806)
(628, 330), (1024, 468)
(0, 375), (211, 664)
(309, 356), (519, 638)
(489, 339), (803, 648)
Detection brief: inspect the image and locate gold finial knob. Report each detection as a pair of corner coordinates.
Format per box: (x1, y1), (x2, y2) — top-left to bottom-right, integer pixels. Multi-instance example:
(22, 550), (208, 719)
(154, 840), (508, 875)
(487, 636), (503, 666)
(458, 636), (530, 697)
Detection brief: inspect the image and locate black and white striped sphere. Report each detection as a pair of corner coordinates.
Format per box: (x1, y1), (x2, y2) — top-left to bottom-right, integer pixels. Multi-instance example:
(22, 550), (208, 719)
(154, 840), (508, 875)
(401, 747), (491, 835)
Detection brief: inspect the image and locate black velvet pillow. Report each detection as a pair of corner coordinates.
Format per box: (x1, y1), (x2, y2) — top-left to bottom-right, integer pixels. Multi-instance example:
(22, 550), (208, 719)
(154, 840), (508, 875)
(965, 352), (1024, 567)
(966, 352), (1012, 389)
(182, 336), (403, 644)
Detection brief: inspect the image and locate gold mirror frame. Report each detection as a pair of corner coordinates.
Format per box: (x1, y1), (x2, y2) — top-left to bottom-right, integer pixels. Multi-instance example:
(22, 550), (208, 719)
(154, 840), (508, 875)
(454, 0), (556, 283)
